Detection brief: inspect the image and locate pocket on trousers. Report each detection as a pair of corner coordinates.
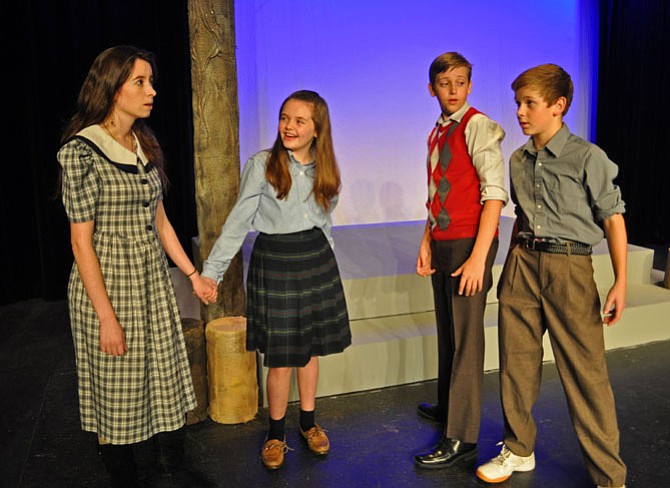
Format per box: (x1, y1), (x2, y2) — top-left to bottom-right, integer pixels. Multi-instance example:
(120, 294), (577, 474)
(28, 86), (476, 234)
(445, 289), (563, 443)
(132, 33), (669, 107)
(497, 247), (519, 300)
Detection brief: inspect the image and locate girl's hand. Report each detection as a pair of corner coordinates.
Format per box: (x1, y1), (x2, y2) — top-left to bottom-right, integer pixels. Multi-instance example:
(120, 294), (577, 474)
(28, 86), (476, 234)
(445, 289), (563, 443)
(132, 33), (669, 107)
(99, 317), (128, 356)
(192, 274), (218, 304)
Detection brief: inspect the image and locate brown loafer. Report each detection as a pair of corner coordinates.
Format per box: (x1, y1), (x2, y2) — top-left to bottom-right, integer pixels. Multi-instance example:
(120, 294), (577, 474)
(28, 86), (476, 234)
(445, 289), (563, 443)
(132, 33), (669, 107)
(300, 424), (330, 455)
(261, 438), (288, 469)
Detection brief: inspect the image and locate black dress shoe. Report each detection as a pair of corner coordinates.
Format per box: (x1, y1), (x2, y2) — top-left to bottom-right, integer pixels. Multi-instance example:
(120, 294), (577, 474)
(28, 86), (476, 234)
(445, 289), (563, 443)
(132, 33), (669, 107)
(414, 437), (477, 469)
(417, 403), (446, 423)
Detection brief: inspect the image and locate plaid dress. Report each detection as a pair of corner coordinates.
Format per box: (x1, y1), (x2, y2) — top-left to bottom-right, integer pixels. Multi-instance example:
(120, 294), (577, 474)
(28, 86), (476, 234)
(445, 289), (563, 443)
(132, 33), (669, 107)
(58, 126), (196, 445)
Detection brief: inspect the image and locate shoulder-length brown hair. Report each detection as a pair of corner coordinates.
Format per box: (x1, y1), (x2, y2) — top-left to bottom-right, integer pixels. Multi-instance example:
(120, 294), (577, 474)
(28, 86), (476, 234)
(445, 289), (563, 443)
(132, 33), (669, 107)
(266, 90), (341, 212)
(60, 45), (167, 185)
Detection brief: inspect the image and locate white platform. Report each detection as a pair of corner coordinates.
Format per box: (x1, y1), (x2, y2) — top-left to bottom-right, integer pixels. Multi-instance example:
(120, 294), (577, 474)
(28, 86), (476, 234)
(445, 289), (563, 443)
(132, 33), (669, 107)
(171, 217), (670, 404)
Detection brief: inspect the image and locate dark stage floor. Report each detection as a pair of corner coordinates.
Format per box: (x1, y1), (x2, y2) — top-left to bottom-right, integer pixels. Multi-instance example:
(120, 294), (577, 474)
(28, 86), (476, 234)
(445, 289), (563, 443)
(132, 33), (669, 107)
(1, 299), (669, 487)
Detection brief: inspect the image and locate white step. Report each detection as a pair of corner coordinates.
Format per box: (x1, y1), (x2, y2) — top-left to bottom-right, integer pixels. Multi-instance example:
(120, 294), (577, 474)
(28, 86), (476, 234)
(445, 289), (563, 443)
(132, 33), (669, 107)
(274, 282), (670, 402)
(169, 218), (668, 405)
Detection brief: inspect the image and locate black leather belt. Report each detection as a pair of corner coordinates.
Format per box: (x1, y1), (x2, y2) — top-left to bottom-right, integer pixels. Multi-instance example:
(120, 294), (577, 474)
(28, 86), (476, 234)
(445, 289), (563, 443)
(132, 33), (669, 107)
(517, 237), (592, 256)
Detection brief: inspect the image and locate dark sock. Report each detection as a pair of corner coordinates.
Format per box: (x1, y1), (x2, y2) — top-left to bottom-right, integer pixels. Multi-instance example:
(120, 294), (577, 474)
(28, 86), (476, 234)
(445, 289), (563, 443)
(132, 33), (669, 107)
(300, 409), (315, 432)
(268, 416), (285, 441)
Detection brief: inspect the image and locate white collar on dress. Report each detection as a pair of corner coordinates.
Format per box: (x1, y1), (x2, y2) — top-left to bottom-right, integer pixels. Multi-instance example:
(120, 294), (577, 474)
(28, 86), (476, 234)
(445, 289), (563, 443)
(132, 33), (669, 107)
(76, 125), (150, 168)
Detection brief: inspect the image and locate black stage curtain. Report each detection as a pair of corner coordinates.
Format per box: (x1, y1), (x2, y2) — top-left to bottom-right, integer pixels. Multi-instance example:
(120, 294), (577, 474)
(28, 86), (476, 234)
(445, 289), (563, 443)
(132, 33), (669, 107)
(3, 1), (667, 305)
(597, 0), (670, 247)
(2, 1), (197, 305)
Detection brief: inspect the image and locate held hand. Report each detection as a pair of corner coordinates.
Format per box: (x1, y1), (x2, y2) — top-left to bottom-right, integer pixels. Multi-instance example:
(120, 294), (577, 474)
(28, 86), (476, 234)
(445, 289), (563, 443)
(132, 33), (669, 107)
(192, 275), (218, 305)
(99, 317), (128, 356)
(451, 256), (485, 297)
(603, 282), (626, 326)
(416, 243), (435, 277)
(202, 277), (218, 303)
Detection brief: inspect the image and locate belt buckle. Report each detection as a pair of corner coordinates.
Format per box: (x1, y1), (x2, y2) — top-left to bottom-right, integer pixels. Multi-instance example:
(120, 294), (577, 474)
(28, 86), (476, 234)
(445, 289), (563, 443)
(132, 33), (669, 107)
(519, 237), (543, 250)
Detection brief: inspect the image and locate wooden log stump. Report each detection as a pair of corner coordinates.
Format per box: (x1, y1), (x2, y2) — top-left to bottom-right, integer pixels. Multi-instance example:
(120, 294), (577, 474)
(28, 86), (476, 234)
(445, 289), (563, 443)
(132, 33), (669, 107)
(181, 318), (208, 425)
(206, 317), (258, 424)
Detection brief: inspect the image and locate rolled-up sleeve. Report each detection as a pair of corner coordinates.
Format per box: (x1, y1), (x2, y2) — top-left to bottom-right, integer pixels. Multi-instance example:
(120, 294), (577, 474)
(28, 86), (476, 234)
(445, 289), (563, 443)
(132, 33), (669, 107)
(584, 145), (626, 222)
(465, 114), (509, 204)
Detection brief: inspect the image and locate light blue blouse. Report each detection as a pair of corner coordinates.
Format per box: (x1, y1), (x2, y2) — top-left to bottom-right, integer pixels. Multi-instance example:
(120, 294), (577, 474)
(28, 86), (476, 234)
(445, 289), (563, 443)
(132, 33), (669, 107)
(201, 150), (337, 283)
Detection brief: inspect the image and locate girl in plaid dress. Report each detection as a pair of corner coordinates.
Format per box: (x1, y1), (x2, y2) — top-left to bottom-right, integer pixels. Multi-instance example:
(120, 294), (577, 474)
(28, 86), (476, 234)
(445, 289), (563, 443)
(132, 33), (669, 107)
(202, 90), (351, 470)
(58, 46), (217, 487)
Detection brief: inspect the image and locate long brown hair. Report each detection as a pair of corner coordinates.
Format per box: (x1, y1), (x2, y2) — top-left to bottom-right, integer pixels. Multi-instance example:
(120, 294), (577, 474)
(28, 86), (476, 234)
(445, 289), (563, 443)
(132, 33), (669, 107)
(60, 45), (167, 185)
(266, 90), (341, 212)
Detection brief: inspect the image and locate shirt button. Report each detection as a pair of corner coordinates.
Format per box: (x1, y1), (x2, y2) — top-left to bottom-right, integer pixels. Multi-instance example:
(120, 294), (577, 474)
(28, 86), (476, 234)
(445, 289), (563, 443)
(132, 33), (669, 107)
(536, 225), (541, 229)
(143, 201), (150, 207)
(146, 225), (153, 231)
(537, 204), (542, 209)
(299, 171), (304, 176)
(538, 162), (543, 167)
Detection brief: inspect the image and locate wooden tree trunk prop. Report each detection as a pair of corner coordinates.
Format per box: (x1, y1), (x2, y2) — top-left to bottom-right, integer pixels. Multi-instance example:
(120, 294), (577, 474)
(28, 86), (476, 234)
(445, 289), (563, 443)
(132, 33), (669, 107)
(181, 318), (209, 424)
(206, 317), (258, 423)
(189, 1), (257, 422)
(188, 0), (245, 323)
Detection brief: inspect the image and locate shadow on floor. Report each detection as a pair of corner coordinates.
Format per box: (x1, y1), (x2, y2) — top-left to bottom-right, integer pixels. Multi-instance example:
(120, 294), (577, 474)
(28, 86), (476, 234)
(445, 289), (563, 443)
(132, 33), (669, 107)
(1, 299), (668, 487)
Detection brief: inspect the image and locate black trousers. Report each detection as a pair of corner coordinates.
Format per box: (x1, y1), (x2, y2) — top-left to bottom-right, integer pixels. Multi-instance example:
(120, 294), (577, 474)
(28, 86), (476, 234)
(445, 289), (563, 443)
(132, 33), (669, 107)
(430, 237), (497, 443)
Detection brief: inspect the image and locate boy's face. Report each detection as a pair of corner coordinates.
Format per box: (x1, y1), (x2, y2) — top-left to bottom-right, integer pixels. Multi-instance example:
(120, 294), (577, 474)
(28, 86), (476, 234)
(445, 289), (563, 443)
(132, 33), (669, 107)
(514, 85), (566, 148)
(428, 66), (472, 116)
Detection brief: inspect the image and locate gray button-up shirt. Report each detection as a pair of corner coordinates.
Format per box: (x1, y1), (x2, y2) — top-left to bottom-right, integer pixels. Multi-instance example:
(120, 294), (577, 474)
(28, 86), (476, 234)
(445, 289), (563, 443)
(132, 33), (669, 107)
(202, 150), (337, 283)
(511, 124), (625, 246)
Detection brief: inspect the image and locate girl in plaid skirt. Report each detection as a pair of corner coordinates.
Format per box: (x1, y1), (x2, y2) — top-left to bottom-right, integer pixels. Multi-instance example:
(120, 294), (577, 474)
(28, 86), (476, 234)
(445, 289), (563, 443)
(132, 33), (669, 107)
(58, 46), (217, 487)
(202, 90), (351, 470)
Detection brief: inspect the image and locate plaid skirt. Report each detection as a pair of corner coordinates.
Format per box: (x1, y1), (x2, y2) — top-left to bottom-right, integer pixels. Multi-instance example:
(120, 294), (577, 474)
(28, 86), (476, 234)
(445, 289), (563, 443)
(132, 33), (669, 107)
(246, 228), (351, 368)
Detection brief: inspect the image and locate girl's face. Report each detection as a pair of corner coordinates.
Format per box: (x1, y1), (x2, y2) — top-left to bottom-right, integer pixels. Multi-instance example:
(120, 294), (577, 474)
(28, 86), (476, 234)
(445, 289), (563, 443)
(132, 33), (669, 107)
(279, 99), (317, 163)
(113, 59), (156, 123)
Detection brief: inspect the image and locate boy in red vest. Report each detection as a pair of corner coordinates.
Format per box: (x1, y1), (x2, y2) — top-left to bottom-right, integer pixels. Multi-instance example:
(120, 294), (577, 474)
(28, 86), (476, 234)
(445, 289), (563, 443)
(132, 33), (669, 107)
(476, 64), (627, 488)
(414, 52), (508, 469)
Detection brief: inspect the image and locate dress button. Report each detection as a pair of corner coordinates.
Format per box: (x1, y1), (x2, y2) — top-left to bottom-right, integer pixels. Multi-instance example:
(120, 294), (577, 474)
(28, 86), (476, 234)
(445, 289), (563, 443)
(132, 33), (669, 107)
(146, 225), (153, 231)
(143, 201), (150, 207)
(141, 178), (148, 184)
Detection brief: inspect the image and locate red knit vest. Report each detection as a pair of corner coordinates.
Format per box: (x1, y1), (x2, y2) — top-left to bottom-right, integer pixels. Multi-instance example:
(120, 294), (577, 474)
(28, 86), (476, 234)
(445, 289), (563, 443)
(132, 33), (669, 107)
(428, 107), (486, 241)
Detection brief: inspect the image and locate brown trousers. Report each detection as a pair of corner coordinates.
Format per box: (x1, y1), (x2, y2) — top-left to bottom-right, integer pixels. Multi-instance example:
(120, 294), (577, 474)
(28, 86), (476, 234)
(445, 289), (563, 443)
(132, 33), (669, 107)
(498, 246), (626, 487)
(430, 237), (498, 443)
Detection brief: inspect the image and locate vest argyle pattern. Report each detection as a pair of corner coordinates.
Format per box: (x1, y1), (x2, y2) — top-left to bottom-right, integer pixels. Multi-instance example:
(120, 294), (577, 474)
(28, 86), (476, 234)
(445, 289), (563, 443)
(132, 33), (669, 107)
(427, 107), (483, 241)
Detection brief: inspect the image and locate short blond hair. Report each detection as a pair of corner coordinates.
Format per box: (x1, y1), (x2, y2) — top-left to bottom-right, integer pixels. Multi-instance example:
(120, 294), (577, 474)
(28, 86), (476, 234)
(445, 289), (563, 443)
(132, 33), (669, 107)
(511, 64), (574, 115)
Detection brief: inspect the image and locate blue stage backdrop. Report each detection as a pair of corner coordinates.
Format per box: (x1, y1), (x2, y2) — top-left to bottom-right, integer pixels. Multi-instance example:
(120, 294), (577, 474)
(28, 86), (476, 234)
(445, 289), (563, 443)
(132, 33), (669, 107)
(234, 0), (600, 225)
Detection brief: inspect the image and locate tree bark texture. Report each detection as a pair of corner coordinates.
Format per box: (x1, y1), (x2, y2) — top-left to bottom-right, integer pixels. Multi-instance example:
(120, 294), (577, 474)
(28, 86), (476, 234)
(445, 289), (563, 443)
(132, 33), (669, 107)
(188, 0), (245, 322)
